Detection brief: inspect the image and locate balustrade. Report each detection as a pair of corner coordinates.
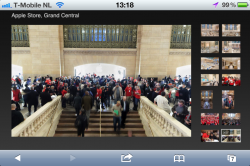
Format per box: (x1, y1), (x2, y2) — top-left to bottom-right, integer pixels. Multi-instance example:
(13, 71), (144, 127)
(139, 96), (191, 137)
(12, 96), (63, 137)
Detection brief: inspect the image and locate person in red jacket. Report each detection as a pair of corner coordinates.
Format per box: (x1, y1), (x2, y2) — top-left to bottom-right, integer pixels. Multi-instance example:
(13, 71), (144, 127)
(202, 131), (210, 142)
(133, 86), (141, 111)
(61, 87), (67, 97)
(95, 86), (102, 99)
(215, 119), (219, 125)
(124, 84), (133, 102)
(229, 77), (235, 86)
(95, 86), (102, 110)
(222, 76), (228, 86)
(12, 86), (21, 102)
(45, 78), (51, 85)
(235, 78), (241, 86)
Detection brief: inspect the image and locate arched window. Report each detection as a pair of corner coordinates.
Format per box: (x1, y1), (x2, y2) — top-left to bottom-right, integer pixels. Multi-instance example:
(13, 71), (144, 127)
(171, 25), (191, 49)
(234, 24), (237, 30)
(11, 25), (29, 47)
(225, 24), (228, 30)
(63, 25), (137, 48)
(230, 24), (233, 30)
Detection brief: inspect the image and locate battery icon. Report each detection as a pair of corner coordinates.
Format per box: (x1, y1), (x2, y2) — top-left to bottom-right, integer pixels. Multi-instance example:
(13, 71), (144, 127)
(237, 2), (249, 7)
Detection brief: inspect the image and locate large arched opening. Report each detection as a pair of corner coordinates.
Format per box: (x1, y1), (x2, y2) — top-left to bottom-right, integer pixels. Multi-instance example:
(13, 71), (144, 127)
(12, 64), (23, 78)
(176, 65), (191, 78)
(74, 63), (126, 80)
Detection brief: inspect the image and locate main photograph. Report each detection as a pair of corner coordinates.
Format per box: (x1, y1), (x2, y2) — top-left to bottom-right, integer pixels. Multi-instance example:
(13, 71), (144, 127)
(11, 25), (191, 137)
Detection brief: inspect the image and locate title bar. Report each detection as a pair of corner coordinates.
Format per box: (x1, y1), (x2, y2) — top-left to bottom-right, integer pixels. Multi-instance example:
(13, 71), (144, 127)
(0, 0), (250, 10)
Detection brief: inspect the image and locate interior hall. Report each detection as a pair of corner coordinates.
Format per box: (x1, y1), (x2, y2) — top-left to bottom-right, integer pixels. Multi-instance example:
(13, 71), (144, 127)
(11, 25), (192, 137)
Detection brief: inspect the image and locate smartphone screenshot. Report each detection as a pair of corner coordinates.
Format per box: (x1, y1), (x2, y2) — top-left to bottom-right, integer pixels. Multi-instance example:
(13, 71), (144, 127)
(1, 0), (249, 165)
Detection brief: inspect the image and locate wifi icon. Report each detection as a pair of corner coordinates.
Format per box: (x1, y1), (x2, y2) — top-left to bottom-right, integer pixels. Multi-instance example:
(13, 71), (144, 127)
(56, 2), (64, 8)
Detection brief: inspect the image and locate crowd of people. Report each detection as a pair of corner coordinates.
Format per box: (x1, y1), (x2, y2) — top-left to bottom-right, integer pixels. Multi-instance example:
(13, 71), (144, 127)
(222, 76), (241, 86)
(222, 136), (241, 142)
(222, 119), (240, 125)
(11, 73), (192, 135)
(201, 113), (219, 125)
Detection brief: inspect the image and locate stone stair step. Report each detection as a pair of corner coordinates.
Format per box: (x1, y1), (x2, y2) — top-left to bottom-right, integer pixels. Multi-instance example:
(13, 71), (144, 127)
(62, 111), (138, 114)
(60, 114), (139, 118)
(57, 123), (143, 128)
(54, 133), (147, 137)
(55, 128), (145, 134)
(59, 118), (141, 123)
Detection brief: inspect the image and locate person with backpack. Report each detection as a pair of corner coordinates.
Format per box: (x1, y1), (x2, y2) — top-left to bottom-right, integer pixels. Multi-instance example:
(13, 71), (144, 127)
(75, 110), (88, 137)
(81, 91), (93, 126)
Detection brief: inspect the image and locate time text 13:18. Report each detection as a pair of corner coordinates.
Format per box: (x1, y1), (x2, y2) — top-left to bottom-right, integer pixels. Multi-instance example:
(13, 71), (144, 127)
(116, 2), (134, 8)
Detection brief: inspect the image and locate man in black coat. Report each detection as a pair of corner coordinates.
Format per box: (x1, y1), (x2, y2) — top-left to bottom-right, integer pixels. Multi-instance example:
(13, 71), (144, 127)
(178, 84), (189, 106)
(22, 85), (30, 107)
(91, 84), (97, 106)
(144, 83), (151, 99)
(121, 96), (130, 128)
(149, 78), (154, 88)
(122, 80), (127, 95)
(26, 87), (39, 116)
(105, 83), (112, 107)
(40, 88), (52, 106)
(150, 88), (160, 103)
(70, 83), (77, 101)
(11, 104), (24, 129)
(77, 110), (89, 137)
(140, 82), (145, 96)
(34, 81), (42, 94)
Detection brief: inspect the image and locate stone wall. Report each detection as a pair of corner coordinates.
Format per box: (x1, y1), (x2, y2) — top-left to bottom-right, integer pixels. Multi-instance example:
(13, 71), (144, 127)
(12, 25), (61, 80)
(12, 25), (191, 80)
(139, 25), (191, 79)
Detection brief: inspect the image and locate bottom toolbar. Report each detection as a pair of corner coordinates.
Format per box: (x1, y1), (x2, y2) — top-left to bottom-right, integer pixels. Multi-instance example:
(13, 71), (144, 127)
(0, 150), (249, 166)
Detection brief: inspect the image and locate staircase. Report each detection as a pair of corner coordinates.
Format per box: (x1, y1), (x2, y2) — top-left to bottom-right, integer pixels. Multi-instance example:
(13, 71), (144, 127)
(54, 107), (146, 137)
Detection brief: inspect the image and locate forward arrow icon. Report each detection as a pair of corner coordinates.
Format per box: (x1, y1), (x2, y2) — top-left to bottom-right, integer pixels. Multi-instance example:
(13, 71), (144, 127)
(70, 155), (76, 161)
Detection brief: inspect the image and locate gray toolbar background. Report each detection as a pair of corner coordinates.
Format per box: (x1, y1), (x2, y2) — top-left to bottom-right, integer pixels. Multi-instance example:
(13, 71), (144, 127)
(0, 150), (249, 166)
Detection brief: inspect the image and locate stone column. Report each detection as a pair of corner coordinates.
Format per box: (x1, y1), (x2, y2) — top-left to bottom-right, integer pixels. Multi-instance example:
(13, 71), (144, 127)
(134, 25), (142, 78)
(59, 25), (64, 76)
(28, 25), (61, 79)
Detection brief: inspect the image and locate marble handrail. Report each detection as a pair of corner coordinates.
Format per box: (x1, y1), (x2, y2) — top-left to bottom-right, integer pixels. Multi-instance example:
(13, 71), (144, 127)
(222, 138), (228, 142)
(139, 96), (191, 137)
(12, 96), (63, 137)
